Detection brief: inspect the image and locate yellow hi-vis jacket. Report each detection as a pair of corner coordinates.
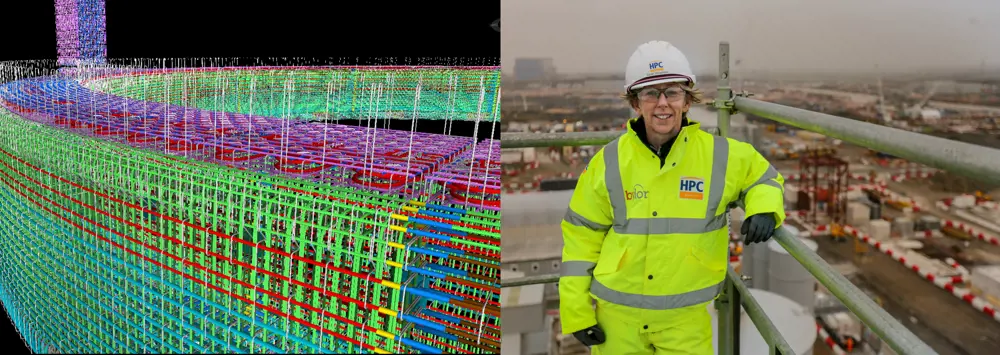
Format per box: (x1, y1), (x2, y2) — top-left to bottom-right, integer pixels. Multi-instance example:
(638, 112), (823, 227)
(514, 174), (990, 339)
(558, 117), (786, 334)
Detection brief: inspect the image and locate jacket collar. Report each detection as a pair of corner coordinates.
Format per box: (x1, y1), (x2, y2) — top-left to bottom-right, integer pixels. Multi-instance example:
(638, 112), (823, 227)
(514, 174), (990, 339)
(623, 115), (703, 171)
(626, 115), (700, 150)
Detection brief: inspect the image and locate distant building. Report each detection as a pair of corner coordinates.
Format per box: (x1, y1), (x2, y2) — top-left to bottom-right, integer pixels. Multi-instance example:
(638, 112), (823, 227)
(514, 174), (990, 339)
(514, 58), (557, 82)
(920, 108), (942, 122)
(930, 80), (992, 95)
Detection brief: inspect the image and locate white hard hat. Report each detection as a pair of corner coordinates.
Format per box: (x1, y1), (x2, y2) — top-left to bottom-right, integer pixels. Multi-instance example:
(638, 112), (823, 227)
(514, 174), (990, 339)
(624, 41), (696, 92)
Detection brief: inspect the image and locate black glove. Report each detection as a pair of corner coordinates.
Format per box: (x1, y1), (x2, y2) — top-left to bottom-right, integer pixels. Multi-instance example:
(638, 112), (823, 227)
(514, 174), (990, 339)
(741, 213), (776, 245)
(572, 325), (606, 346)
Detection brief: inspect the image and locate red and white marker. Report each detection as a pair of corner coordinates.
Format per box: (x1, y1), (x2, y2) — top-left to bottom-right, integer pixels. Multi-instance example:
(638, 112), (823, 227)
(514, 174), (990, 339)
(843, 225), (1000, 323)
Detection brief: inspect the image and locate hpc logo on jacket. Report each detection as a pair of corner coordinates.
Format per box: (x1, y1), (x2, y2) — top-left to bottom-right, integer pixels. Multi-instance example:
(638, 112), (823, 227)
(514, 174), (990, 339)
(626, 184), (648, 201)
(679, 177), (704, 200)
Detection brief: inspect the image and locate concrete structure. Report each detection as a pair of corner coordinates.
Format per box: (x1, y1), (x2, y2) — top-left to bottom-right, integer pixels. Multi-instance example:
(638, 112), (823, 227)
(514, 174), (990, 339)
(514, 58), (557, 82)
(502, 191), (576, 355)
(502, 270), (548, 355)
(502, 190), (574, 311)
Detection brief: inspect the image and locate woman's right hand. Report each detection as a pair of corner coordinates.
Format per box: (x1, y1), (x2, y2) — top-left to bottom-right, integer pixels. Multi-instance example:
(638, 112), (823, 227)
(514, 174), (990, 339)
(572, 324), (607, 346)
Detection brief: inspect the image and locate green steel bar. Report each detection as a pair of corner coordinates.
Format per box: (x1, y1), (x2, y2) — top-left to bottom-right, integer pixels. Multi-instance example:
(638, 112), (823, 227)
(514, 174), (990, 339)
(715, 275), (738, 355)
(724, 268), (795, 355)
(500, 131), (622, 149)
(732, 96), (1000, 185)
(500, 274), (558, 288)
(770, 227), (936, 354)
(714, 41), (738, 355)
(714, 41), (732, 139)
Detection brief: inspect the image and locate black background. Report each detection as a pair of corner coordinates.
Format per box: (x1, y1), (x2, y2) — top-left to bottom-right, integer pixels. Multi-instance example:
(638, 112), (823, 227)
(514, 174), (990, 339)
(1, 1), (498, 352)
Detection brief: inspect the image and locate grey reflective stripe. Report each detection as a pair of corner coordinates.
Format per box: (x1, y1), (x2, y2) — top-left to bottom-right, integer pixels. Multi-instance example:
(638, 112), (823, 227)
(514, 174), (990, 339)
(616, 213), (729, 235)
(590, 278), (723, 310)
(603, 137), (627, 230)
(739, 164), (781, 203)
(563, 208), (611, 232)
(560, 261), (596, 277)
(604, 134), (731, 236)
(706, 136), (729, 218)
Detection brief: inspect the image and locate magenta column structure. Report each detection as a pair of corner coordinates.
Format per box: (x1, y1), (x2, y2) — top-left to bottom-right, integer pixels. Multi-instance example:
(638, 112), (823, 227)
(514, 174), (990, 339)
(55, 0), (106, 66)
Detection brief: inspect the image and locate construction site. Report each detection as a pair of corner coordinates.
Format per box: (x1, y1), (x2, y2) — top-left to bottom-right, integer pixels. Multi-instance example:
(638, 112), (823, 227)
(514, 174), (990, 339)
(747, 127), (1000, 355)
(501, 76), (1000, 355)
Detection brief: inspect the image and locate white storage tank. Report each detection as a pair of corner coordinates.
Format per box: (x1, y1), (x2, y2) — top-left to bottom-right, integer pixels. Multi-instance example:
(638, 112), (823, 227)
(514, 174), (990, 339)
(741, 224), (799, 291)
(846, 202), (871, 226)
(784, 225), (801, 240)
(784, 185), (800, 205)
(767, 238), (819, 315)
(742, 239), (772, 290)
(709, 289), (818, 355)
(868, 220), (891, 240)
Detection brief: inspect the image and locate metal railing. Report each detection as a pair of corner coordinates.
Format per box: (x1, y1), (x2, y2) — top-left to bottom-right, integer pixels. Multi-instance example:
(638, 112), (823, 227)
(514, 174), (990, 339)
(495, 41), (989, 355)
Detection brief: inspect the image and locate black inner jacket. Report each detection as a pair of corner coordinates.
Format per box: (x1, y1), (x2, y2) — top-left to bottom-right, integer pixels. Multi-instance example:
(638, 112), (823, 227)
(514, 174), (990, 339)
(630, 115), (692, 168)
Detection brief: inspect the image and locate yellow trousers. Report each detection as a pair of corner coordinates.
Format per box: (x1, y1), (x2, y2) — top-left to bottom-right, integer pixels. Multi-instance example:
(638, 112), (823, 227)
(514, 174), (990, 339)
(590, 303), (713, 355)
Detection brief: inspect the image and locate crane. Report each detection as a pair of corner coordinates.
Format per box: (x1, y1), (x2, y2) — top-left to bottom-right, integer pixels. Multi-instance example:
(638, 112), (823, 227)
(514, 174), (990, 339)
(905, 81), (941, 118)
(876, 74), (892, 123)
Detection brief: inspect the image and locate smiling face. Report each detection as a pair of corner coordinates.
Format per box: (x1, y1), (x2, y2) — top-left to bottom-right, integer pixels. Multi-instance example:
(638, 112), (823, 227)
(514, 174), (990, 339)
(630, 83), (691, 139)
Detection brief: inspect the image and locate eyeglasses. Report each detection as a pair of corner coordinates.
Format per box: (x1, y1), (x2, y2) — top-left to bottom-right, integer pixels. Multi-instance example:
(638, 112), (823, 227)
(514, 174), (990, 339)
(636, 87), (686, 103)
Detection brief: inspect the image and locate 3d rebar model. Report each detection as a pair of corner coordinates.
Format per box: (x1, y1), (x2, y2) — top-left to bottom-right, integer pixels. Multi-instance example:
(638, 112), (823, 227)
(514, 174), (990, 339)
(0, 0), (504, 352)
(5, 1), (500, 352)
(0, 62), (501, 355)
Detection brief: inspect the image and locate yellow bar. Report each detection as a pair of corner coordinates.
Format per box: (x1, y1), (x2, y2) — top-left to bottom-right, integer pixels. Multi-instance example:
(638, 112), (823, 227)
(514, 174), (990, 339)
(373, 347), (391, 354)
(386, 260), (403, 268)
(381, 280), (400, 289)
(402, 206), (420, 213)
(389, 213), (408, 222)
(387, 242), (405, 249)
(376, 329), (395, 339)
(409, 200), (426, 207)
(378, 307), (399, 318)
(388, 225), (407, 233)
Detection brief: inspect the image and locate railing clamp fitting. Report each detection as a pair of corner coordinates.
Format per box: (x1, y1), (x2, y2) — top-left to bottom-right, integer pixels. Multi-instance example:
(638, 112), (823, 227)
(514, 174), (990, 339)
(713, 90), (753, 115)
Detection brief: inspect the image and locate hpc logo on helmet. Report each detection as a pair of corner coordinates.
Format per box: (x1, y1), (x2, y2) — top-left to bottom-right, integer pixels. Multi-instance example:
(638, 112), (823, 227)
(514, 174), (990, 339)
(625, 184), (648, 201)
(679, 177), (704, 200)
(648, 61), (664, 73)
(625, 41), (697, 91)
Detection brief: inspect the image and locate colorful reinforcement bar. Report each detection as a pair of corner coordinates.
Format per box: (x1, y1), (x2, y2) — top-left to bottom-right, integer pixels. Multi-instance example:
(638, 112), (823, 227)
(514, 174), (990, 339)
(55, 0), (107, 66)
(0, 62), (500, 354)
(425, 139), (501, 211)
(80, 66), (500, 122)
(0, 74), (499, 209)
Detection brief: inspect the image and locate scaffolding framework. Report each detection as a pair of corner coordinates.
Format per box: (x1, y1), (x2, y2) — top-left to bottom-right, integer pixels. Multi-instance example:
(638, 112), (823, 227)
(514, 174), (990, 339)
(799, 147), (849, 226)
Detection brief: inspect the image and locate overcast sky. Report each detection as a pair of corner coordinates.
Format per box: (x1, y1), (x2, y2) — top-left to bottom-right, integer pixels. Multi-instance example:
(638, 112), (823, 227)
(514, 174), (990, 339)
(501, 0), (1000, 75)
